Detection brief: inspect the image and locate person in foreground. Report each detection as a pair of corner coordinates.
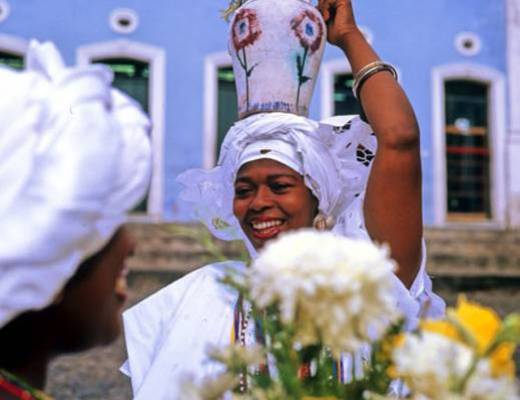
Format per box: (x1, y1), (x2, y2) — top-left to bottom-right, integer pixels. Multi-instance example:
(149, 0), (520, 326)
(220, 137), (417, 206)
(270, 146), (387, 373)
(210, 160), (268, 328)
(0, 41), (151, 399)
(122, 0), (445, 398)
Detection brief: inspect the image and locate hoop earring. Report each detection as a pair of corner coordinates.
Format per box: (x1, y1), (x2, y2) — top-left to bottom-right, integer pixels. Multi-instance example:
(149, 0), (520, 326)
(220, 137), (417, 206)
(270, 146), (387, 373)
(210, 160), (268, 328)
(312, 213), (334, 231)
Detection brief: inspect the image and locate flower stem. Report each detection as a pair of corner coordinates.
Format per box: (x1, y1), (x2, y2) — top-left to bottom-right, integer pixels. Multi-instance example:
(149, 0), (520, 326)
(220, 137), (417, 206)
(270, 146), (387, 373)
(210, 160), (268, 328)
(243, 47), (250, 113)
(295, 46), (308, 114)
(457, 352), (480, 393)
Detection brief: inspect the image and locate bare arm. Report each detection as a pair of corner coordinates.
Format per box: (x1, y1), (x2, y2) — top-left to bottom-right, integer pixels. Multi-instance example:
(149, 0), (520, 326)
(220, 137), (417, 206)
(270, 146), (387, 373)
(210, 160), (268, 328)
(318, 0), (422, 288)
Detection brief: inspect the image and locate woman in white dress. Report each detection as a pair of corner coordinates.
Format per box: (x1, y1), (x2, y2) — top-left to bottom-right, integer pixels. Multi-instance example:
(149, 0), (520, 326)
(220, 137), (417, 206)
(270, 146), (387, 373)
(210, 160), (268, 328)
(122, 0), (445, 398)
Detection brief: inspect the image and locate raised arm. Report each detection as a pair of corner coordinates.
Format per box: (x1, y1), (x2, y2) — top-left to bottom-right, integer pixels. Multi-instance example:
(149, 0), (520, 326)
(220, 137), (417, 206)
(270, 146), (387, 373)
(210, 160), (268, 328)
(318, 0), (422, 288)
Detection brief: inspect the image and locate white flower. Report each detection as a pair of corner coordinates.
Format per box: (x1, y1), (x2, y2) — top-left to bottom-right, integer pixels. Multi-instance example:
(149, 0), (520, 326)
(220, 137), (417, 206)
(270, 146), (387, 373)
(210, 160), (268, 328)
(464, 360), (520, 400)
(180, 373), (238, 400)
(392, 331), (520, 400)
(392, 332), (473, 399)
(249, 229), (399, 355)
(208, 343), (265, 368)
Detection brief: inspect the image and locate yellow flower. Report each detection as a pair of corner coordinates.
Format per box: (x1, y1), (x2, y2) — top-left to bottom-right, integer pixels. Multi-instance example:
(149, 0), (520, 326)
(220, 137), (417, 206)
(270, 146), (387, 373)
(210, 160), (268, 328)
(384, 333), (406, 379)
(419, 296), (501, 352)
(381, 333), (405, 357)
(452, 296), (501, 354)
(420, 320), (459, 342)
(421, 296), (517, 378)
(489, 342), (516, 378)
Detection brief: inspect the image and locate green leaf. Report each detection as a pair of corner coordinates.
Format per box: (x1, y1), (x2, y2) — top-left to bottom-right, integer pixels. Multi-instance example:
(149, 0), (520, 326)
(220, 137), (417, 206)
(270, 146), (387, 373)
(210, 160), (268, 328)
(253, 373), (273, 389)
(485, 313), (520, 356)
(499, 313), (520, 344)
(296, 54), (303, 73)
(246, 63), (258, 77)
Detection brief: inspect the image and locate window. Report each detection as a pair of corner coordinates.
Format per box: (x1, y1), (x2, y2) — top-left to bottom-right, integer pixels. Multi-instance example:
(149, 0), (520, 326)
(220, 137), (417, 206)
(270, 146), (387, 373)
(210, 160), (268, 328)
(94, 58), (149, 112)
(94, 57), (151, 212)
(0, 51), (23, 69)
(432, 64), (506, 226)
(77, 40), (165, 218)
(216, 66), (238, 160)
(445, 80), (491, 220)
(333, 73), (362, 116)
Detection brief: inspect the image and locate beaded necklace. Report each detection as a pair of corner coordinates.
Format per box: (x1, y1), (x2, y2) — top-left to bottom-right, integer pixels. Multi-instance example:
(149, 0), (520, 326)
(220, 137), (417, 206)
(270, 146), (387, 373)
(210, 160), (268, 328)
(232, 295), (252, 393)
(0, 369), (53, 400)
(232, 296), (345, 393)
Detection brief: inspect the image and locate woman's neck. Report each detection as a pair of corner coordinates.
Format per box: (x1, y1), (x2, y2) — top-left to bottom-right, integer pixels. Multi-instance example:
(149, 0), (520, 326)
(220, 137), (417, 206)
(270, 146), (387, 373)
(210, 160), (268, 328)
(5, 358), (49, 390)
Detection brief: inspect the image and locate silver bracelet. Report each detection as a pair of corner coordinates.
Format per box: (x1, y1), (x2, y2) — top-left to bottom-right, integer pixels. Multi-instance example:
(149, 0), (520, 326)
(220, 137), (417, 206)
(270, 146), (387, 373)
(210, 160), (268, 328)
(352, 61), (398, 99)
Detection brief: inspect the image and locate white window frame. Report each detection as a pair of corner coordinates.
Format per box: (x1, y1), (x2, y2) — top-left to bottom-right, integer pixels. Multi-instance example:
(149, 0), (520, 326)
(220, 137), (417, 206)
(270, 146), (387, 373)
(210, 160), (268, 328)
(507, 0), (520, 227)
(432, 63), (506, 227)
(77, 39), (166, 220)
(0, 33), (28, 57)
(320, 58), (353, 119)
(320, 58), (402, 119)
(203, 51), (233, 169)
(0, 0), (11, 24)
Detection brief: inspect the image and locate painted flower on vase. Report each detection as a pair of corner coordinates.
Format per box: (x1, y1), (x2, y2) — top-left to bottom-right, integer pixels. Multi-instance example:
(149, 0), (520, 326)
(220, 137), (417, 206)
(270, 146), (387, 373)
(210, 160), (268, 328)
(231, 8), (262, 114)
(232, 8), (261, 51)
(290, 10), (324, 113)
(291, 10), (324, 54)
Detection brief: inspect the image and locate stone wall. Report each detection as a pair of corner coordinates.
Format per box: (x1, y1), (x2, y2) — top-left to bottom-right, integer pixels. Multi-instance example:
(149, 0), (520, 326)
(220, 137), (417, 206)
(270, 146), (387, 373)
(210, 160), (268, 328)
(127, 223), (520, 278)
(425, 227), (520, 277)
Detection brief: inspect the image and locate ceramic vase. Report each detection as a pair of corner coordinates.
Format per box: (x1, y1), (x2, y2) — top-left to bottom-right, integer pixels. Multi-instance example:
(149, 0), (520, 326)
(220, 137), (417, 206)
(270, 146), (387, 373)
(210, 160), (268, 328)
(228, 0), (326, 118)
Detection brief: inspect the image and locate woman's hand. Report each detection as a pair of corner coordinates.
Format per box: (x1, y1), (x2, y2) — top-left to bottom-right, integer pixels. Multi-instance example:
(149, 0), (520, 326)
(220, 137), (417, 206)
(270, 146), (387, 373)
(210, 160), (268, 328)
(317, 0), (359, 47)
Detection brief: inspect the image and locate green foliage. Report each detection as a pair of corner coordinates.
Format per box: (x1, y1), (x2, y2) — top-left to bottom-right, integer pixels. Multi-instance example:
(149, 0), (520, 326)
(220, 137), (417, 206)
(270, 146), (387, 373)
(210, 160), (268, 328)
(165, 224), (250, 264)
(495, 314), (520, 346)
(218, 267), (405, 398)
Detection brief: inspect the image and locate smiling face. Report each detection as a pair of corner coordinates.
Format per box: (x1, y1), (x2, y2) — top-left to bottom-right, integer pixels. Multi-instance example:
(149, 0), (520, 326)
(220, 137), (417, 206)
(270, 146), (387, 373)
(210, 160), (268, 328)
(233, 158), (318, 250)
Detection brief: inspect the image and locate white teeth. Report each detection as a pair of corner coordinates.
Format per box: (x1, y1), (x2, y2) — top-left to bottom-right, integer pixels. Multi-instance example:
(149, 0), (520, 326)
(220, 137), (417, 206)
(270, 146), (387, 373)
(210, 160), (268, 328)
(252, 220), (282, 230)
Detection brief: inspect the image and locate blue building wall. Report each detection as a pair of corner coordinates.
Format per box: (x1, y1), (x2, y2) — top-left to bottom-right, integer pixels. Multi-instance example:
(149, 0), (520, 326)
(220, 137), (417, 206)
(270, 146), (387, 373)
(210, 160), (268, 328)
(0, 0), (508, 224)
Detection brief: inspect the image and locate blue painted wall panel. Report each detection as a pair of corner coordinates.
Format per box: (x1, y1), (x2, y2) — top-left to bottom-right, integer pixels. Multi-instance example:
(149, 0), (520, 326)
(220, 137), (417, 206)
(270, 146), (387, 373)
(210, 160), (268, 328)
(0, 0), (508, 223)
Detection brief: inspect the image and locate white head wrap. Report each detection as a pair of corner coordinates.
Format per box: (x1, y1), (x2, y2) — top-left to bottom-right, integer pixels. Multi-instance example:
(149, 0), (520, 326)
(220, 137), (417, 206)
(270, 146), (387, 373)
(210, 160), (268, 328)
(238, 139), (304, 175)
(177, 112), (377, 255)
(0, 41), (152, 329)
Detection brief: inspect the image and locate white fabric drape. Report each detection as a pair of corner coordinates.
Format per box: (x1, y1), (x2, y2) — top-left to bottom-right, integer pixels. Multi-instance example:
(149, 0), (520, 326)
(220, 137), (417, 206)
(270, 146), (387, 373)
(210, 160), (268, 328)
(0, 41), (152, 328)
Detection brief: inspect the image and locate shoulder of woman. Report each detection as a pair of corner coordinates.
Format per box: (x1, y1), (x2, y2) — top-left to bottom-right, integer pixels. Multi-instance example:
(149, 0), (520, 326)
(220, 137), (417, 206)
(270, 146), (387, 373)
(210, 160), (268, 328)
(121, 260), (244, 394)
(124, 260), (244, 320)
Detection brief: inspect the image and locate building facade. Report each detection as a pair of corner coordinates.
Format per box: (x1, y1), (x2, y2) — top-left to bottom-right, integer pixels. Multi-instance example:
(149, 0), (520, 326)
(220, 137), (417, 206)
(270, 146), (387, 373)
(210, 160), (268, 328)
(0, 0), (518, 228)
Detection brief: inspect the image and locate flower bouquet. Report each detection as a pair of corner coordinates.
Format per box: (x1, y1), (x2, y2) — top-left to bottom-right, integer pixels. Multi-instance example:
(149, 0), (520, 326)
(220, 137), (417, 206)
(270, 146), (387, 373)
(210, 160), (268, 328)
(186, 230), (520, 399)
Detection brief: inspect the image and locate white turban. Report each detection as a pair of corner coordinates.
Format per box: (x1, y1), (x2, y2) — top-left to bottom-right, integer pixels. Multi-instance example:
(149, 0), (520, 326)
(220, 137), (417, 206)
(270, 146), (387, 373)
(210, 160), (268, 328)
(238, 139), (304, 176)
(0, 41), (152, 329)
(177, 112), (376, 256)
